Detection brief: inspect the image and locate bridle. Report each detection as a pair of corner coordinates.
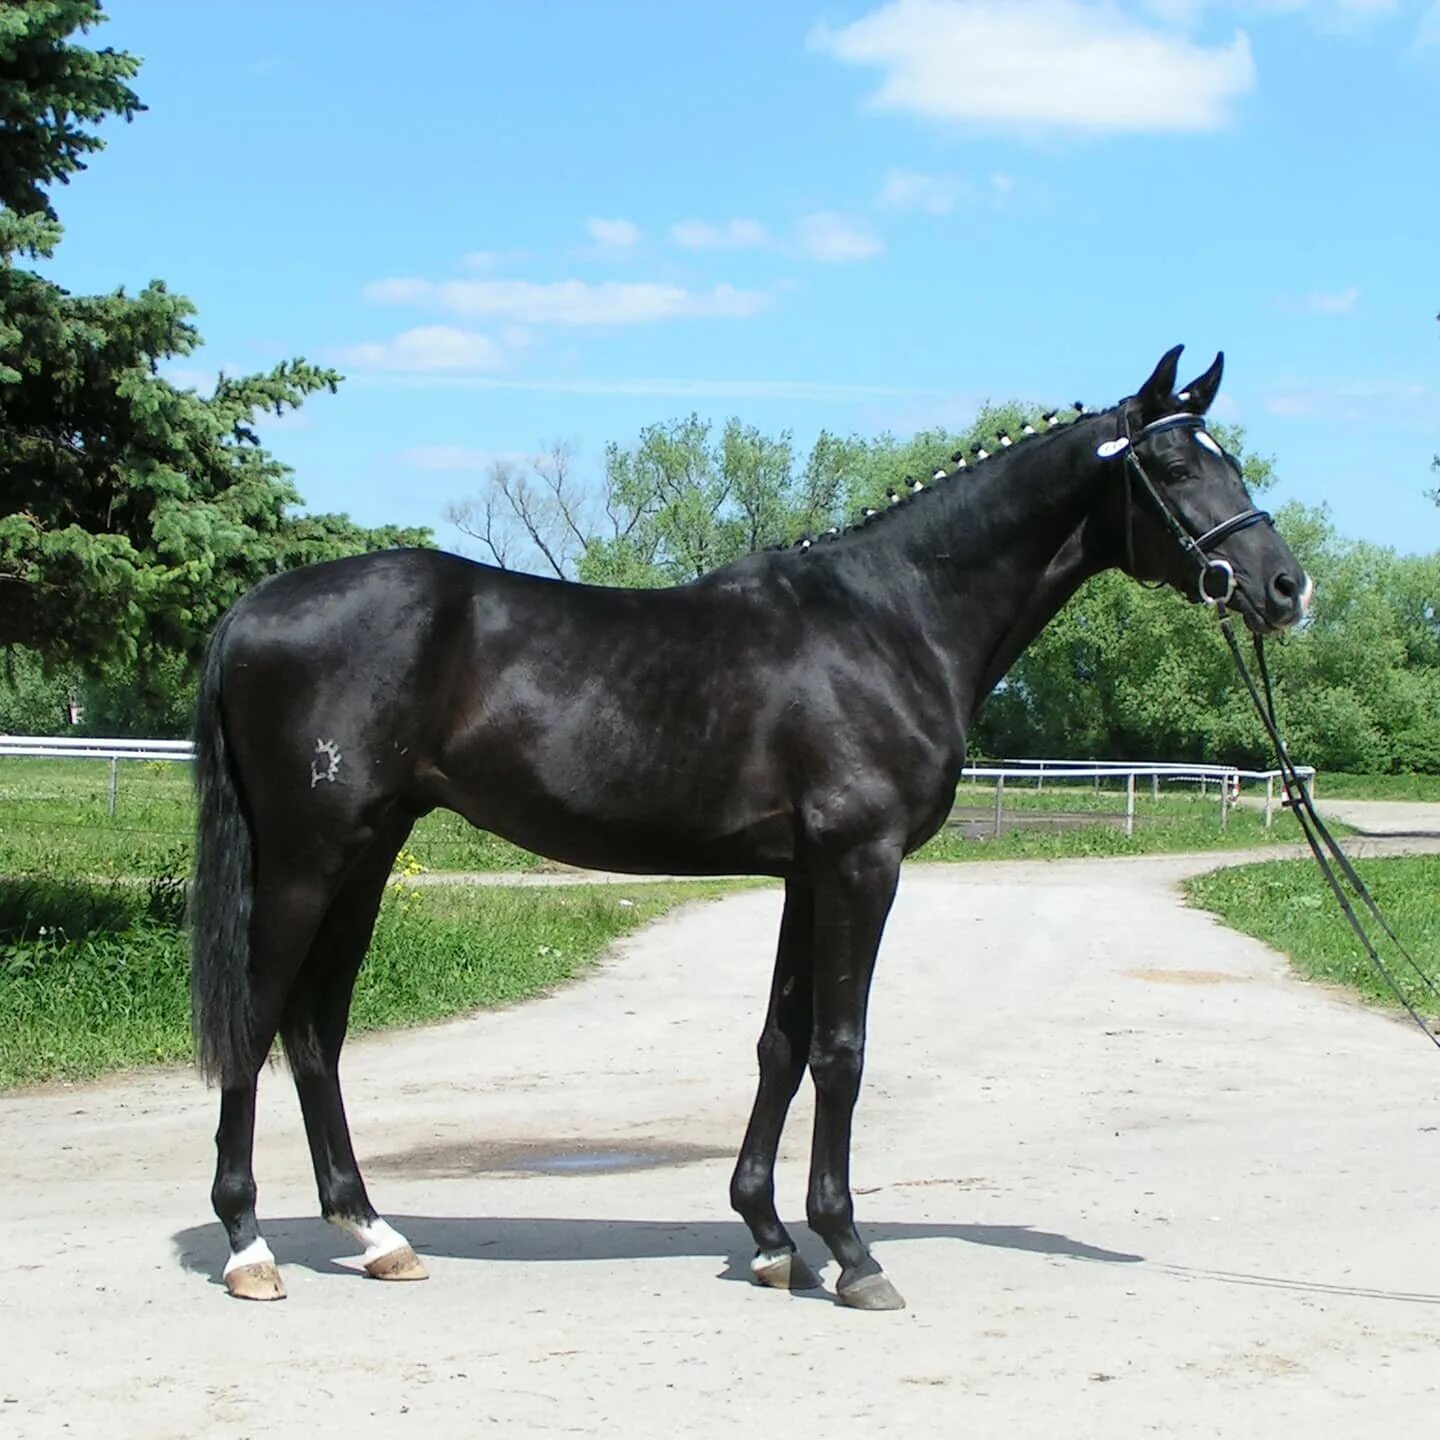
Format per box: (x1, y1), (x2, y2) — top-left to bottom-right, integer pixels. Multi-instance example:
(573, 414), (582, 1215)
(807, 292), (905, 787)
(1106, 408), (1271, 607)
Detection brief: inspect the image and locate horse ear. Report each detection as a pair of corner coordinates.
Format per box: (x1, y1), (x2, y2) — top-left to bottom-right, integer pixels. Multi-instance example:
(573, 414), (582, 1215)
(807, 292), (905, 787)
(1136, 345), (1184, 417)
(1177, 352), (1224, 415)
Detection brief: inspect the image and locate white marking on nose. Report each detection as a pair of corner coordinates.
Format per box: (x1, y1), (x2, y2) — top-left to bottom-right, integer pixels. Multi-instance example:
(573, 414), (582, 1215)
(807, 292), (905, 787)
(1299, 572), (1315, 615)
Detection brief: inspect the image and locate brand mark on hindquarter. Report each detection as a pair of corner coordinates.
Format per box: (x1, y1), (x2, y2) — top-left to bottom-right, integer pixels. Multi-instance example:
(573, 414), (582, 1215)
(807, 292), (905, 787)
(310, 738), (342, 788)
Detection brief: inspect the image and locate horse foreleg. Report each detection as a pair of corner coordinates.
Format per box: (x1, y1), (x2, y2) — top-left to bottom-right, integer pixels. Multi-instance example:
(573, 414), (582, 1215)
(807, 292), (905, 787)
(805, 842), (906, 1310)
(730, 877), (821, 1291)
(281, 826), (426, 1283)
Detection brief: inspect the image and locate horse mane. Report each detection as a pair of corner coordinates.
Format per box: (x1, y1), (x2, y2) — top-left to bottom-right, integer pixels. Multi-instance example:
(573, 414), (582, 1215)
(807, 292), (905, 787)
(794, 401), (1115, 552)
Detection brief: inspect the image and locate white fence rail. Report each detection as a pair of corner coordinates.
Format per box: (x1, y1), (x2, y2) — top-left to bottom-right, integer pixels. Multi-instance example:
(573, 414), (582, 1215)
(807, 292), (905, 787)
(1, 736), (1313, 833)
(0, 735), (194, 816)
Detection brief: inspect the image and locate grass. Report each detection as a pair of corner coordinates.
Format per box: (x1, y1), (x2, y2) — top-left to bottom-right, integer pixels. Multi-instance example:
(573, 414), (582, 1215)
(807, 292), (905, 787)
(3, 751), (1427, 1090)
(1185, 856), (1440, 1019)
(915, 784), (1320, 862)
(1313, 773), (1440, 803)
(0, 873), (749, 1090)
(0, 757), (539, 876)
(2, 757), (1341, 880)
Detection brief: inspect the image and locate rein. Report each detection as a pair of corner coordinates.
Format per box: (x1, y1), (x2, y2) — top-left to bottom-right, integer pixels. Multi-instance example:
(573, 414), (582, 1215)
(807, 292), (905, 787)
(1113, 410), (1440, 1047)
(1217, 615), (1440, 1050)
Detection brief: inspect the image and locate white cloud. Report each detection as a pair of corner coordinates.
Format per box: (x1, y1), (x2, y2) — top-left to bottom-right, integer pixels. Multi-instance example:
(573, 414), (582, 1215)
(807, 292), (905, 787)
(1278, 285), (1361, 314)
(809, 0), (1256, 133)
(357, 373), (943, 400)
(163, 365), (222, 393)
(362, 276), (770, 325)
(794, 212), (886, 263)
(362, 276), (432, 305)
(1417, 0), (1440, 45)
(1265, 377), (1430, 421)
(463, 250), (501, 270)
(879, 168), (1019, 211)
(586, 217), (642, 250)
(399, 445), (517, 472)
(339, 325), (505, 371)
(879, 169), (964, 212)
(670, 217), (770, 249)
(1147, 0), (1406, 32)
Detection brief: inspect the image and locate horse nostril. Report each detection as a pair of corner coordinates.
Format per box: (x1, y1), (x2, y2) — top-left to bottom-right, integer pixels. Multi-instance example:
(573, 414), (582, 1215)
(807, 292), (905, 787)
(1272, 571), (1298, 600)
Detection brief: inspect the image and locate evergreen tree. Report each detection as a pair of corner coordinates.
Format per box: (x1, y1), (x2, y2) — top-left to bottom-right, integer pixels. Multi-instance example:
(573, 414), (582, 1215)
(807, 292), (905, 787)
(0, 2), (429, 668)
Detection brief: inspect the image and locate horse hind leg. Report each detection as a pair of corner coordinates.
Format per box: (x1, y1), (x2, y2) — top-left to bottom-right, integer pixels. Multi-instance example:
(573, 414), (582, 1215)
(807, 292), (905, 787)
(280, 821), (426, 1283)
(211, 862), (337, 1301)
(730, 877), (823, 1292)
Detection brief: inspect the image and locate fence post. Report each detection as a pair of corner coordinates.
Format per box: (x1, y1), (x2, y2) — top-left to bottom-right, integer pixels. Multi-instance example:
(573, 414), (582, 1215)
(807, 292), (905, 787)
(1264, 775), (1274, 829)
(1036, 762), (1043, 794)
(1219, 774), (1229, 830)
(1125, 772), (1135, 838)
(108, 756), (119, 818)
(1151, 773), (1159, 803)
(993, 775), (1005, 838)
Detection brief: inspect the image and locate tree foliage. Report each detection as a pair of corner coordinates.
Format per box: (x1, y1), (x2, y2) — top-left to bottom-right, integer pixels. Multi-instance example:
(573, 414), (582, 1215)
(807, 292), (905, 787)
(0, 2), (429, 669)
(449, 410), (1439, 774)
(449, 404), (1037, 586)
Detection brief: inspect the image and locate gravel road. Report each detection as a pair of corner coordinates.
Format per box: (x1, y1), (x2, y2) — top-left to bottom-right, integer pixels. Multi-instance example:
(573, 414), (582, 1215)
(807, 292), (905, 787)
(3, 847), (1438, 1438)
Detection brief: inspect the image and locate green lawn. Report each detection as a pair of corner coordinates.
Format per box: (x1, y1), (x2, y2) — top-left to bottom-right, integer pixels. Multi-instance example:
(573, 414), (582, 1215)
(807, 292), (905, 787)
(0, 873), (749, 1089)
(1313, 773), (1440, 802)
(0, 756), (537, 876)
(4, 751), (1429, 1090)
(1185, 856), (1440, 1019)
(1, 756), (1326, 879)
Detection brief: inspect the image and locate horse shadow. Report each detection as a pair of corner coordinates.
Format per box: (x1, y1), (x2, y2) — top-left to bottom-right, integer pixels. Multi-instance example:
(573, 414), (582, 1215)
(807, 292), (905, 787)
(171, 1213), (1143, 1295)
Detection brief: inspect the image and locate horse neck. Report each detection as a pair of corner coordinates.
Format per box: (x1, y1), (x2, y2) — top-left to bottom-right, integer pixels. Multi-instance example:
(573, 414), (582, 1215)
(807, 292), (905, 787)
(855, 416), (1117, 716)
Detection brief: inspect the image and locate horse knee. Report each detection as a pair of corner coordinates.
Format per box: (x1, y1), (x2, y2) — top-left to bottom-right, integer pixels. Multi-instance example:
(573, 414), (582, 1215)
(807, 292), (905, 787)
(729, 1154), (774, 1216)
(806, 1173), (855, 1236)
(756, 1026), (805, 1082)
(809, 1035), (864, 1103)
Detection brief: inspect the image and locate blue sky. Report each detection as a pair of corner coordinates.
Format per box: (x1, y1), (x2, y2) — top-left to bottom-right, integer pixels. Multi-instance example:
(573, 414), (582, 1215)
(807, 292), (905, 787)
(48, 0), (1440, 556)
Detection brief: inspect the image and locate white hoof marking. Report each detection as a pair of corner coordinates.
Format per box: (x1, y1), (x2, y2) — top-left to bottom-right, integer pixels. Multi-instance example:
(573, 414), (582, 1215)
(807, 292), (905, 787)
(335, 1216), (410, 1265)
(223, 1236), (276, 1277)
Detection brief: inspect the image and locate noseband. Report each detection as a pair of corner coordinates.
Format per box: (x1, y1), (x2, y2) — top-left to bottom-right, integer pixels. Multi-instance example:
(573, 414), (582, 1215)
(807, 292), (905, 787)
(1107, 410), (1270, 605)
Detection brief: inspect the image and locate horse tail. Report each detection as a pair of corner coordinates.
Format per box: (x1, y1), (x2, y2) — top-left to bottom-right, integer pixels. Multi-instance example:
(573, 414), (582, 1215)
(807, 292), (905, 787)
(189, 603), (255, 1087)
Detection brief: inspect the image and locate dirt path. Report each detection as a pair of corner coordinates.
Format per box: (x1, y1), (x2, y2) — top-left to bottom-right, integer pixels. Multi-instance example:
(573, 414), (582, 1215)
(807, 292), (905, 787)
(4, 848), (1439, 1437)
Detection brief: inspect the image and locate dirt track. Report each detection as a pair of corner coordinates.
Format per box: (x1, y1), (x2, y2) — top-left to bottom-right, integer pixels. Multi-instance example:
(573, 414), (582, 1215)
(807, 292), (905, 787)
(4, 848), (1440, 1438)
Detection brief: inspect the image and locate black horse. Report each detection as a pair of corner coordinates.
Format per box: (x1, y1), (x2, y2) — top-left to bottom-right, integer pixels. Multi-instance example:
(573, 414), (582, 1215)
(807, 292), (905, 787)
(190, 346), (1307, 1309)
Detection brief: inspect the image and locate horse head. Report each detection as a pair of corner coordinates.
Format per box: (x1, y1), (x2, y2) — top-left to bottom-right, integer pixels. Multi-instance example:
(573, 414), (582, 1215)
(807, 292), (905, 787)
(1104, 345), (1311, 633)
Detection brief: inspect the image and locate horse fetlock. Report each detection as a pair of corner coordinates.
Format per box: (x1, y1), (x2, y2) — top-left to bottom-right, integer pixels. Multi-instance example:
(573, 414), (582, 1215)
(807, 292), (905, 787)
(211, 1169), (256, 1220)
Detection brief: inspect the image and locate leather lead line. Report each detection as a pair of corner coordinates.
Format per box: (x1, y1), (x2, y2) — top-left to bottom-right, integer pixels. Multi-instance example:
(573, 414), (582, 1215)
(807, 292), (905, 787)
(1215, 609), (1440, 1050)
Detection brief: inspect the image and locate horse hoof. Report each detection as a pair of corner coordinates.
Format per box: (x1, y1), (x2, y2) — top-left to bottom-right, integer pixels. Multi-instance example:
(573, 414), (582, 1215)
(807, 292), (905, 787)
(224, 1262), (287, 1301)
(750, 1249), (822, 1291)
(837, 1271), (906, 1311)
(364, 1244), (428, 1282)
